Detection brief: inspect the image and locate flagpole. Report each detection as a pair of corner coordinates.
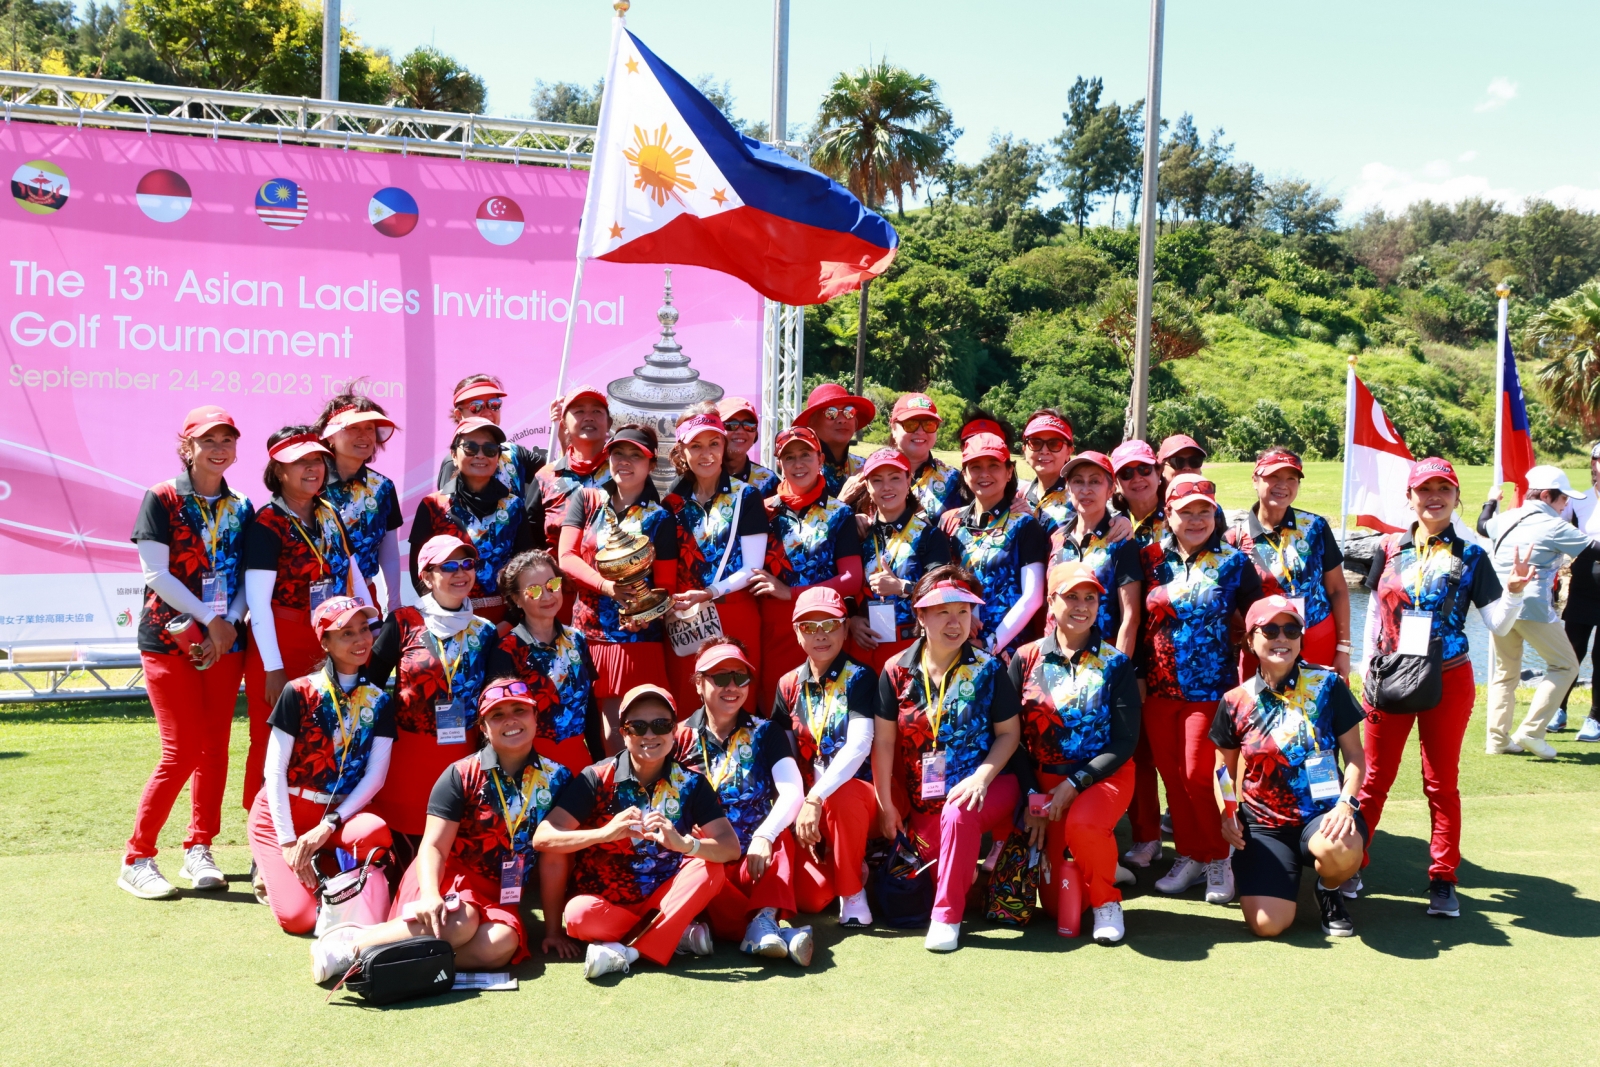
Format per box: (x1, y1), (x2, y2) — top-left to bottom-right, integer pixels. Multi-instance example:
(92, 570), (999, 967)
(1340, 353), (1356, 548)
(1493, 282), (1510, 492)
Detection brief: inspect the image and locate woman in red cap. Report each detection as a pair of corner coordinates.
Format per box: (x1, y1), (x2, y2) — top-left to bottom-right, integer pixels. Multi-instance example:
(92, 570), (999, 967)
(311, 677), (578, 983)
(1356, 457), (1531, 919)
(772, 587), (881, 928)
(888, 393), (962, 517)
(435, 374), (548, 509)
(410, 417), (545, 626)
(939, 432), (1048, 659)
(795, 383), (874, 498)
(1157, 434), (1208, 479)
(846, 448), (952, 672)
(718, 397), (780, 497)
(249, 596), (393, 934)
(1224, 448), (1352, 679)
(1140, 472), (1263, 906)
(537, 385), (615, 549)
(678, 640), (812, 965)
(1052, 451), (1142, 656)
(119, 406), (254, 901)
(242, 426), (367, 822)
(873, 564), (1024, 953)
(1212, 596), (1367, 939)
(365, 534), (505, 862)
(661, 406), (771, 713)
(1020, 409), (1076, 536)
(1011, 561), (1141, 944)
(315, 391), (403, 613)
(559, 424), (680, 749)
(754, 426), (864, 708)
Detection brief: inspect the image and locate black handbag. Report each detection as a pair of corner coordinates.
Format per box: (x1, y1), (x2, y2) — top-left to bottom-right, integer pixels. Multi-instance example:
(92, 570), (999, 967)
(333, 937), (454, 1005)
(869, 832), (935, 929)
(1365, 537), (1464, 713)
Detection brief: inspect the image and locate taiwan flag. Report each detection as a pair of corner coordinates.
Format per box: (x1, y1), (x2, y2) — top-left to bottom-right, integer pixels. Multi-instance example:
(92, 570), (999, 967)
(575, 14), (896, 305)
(1497, 333), (1536, 505)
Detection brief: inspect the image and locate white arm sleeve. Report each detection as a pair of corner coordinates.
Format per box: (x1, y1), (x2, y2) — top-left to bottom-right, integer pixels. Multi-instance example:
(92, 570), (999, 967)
(138, 540), (215, 624)
(808, 716), (874, 802)
(335, 737), (393, 824)
(378, 530), (401, 612)
(348, 557), (371, 609)
(711, 533), (768, 597)
(266, 727), (296, 845)
(1478, 591), (1526, 637)
(1359, 591), (1381, 676)
(993, 562), (1046, 654)
(226, 580), (248, 625)
(246, 569), (283, 672)
(751, 757), (805, 844)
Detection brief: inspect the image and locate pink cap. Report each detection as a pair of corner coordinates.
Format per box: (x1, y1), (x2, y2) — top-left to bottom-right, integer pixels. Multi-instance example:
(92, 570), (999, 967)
(1408, 457), (1459, 489)
(311, 595), (379, 638)
(1022, 413), (1073, 443)
(694, 642), (755, 675)
(1062, 451), (1114, 480)
(961, 431), (1010, 466)
(452, 380), (505, 406)
(1158, 434), (1207, 463)
(913, 579), (986, 609)
(181, 405), (238, 439)
(618, 683), (678, 719)
(1049, 560), (1105, 596)
(479, 679), (537, 714)
(891, 392), (942, 424)
(1109, 440), (1159, 472)
(1166, 472), (1220, 510)
(417, 533), (478, 570)
(1245, 594), (1304, 632)
(960, 418), (1006, 443)
(794, 586), (846, 620)
(861, 447), (912, 478)
(560, 385), (609, 416)
(675, 411), (727, 444)
(267, 432), (332, 464)
(717, 396), (758, 422)
(1254, 449), (1303, 478)
(321, 406), (396, 443)
(775, 426), (822, 456)
(452, 416), (506, 443)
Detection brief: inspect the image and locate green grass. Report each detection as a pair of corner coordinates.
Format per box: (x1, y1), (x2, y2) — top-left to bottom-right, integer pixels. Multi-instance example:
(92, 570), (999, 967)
(4, 689), (1600, 1065)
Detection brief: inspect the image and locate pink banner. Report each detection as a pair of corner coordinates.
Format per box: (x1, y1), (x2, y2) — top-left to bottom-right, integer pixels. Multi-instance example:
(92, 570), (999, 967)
(0, 124), (764, 646)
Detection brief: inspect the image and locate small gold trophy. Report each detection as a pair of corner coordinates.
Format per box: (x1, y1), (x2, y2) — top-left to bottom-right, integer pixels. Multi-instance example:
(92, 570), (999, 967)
(594, 507), (672, 630)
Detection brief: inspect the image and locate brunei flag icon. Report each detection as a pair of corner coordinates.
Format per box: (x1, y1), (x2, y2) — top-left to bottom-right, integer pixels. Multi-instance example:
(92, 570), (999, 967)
(136, 169), (192, 223)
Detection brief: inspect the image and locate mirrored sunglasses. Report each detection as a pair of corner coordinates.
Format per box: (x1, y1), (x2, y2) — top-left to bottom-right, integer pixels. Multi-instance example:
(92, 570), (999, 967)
(797, 619), (844, 635)
(457, 440), (503, 458)
(430, 560), (474, 574)
(723, 418), (758, 432)
(483, 680), (531, 702)
(822, 405), (857, 421)
(1024, 436), (1068, 453)
(623, 716), (675, 736)
(1117, 462), (1156, 478)
(897, 417), (940, 433)
(462, 398), (503, 415)
(518, 576), (563, 600)
(705, 670), (751, 688)
(1255, 622), (1304, 640)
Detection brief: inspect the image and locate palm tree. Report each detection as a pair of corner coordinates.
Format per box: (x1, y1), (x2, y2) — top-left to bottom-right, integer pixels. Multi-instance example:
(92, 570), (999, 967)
(1528, 282), (1600, 435)
(810, 60), (951, 393)
(390, 46), (486, 114)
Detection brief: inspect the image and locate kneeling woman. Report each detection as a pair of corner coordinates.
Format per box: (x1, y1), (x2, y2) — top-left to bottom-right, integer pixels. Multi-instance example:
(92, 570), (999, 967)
(1211, 597), (1367, 938)
(533, 685), (742, 980)
(1012, 562), (1140, 945)
(310, 678), (577, 982)
(873, 565), (1023, 953)
(679, 641), (811, 965)
(248, 597), (393, 934)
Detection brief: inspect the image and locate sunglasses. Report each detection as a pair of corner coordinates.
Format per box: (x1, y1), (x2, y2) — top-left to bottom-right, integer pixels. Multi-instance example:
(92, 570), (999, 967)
(1024, 436), (1069, 453)
(622, 716), (675, 736)
(517, 576), (563, 600)
(704, 670), (751, 688)
(724, 418), (758, 432)
(482, 680), (530, 702)
(457, 440), (503, 458)
(822, 405), (857, 421)
(1117, 462), (1156, 478)
(430, 560), (475, 574)
(797, 619), (844, 635)
(461, 398), (503, 415)
(1166, 454), (1204, 471)
(898, 417), (940, 433)
(1255, 622), (1304, 640)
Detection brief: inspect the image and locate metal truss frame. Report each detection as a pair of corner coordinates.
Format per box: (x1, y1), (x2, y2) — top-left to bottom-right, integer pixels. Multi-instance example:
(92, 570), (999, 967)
(0, 656), (148, 704)
(759, 300), (804, 465)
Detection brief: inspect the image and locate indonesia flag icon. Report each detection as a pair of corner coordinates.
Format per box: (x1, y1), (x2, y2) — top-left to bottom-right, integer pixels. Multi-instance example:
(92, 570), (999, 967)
(136, 169), (192, 223)
(476, 196), (524, 245)
(368, 187), (419, 237)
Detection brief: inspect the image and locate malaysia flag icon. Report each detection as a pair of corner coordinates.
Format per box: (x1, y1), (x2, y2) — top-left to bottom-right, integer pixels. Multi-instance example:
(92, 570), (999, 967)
(255, 178), (308, 230)
(368, 187), (419, 237)
(476, 196), (524, 246)
(136, 169), (192, 223)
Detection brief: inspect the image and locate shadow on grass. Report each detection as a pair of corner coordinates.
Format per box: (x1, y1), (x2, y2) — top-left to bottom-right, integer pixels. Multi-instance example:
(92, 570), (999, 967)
(0, 751), (23, 759)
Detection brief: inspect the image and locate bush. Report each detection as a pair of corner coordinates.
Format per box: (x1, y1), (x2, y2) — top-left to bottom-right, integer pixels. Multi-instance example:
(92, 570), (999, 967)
(1221, 399), (1302, 460)
(1149, 393), (1230, 454)
(1294, 399), (1342, 459)
(1237, 295), (1288, 334)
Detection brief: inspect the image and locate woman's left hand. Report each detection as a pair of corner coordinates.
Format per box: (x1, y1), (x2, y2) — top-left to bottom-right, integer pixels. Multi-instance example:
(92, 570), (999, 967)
(1047, 779), (1079, 821)
(672, 588), (713, 613)
(793, 797), (824, 847)
(946, 773), (988, 812)
(286, 821), (333, 888)
(541, 929), (581, 960)
(641, 810), (690, 853)
(1333, 649), (1352, 683)
(750, 569), (792, 601)
(1320, 800), (1358, 845)
(746, 835), (773, 880)
(1024, 811), (1048, 849)
(1507, 545), (1536, 595)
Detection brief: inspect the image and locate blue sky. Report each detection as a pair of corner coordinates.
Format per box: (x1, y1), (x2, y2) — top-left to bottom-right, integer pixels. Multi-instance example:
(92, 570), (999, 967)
(342, 0), (1598, 218)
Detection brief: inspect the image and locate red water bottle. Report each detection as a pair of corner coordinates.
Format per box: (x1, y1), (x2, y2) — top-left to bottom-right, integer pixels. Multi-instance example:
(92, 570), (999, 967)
(166, 614), (208, 669)
(1055, 858), (1083, 937)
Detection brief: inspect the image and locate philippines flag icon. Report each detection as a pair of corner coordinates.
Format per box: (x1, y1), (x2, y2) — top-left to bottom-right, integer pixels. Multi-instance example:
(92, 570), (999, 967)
(368, 187), (419, 237)
(476, 196), (524, 246)
(136, 169), (192, 223)
(255, 179), (308, 230)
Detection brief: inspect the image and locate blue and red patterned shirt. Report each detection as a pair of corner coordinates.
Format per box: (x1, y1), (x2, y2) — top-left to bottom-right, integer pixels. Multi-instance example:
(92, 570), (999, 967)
(562, 484), (679, 644)
(1224, 506), (1344, 631)
(1049, 511), (1142, 638)
(766, 492), (862, 588)
(427, 745), (570, 889)
(268, 666), (396, 797)
(1140, 531), (1264, 701)
(490, 623), (603, 755)
(771, 652), (877, 788)
(244, 498), (359, 613)
(1009, 629), (1140, 781)
(366, 608), (501, 737)
(909, 456), (963, 518)
(940, 501), (1049, 655)
(131, 472), (254, 654)
(409, 481), (540, 607)
(665, 474), (770, 590)
(1362, 525), (1501, 670)
(861, 508), (953, 640)
(676, 709), (795, 850)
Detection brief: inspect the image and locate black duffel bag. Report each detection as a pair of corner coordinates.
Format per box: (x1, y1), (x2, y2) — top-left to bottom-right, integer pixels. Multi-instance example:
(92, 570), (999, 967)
(334, 937), (454, 1005)
(1365, 537), (1464, 714)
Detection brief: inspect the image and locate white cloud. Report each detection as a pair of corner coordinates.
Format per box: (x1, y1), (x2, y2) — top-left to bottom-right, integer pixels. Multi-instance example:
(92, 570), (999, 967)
(1343, 161), (1600, 216)
(1422, 159), (1452, 179)
(1475, 76), (1517, 112)
(1458, 149), (1478, 163)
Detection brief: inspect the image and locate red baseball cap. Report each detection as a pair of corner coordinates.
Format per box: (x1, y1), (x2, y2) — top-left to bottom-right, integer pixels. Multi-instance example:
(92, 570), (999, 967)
(1408, 456), (1460, 490)
(452, 417), (506, 444)
(321, 406), (397, 443)
(1245, 594), (1304, 632)
(694, 642), (755, 675)
(1254, 449), (1303, 478)
(1022, 413), (1073, 443)
(775, 426), (822, 456)
(311, 595), (379, 638)
(913, 579), (986, 609)
(675, 411), (727, 444)
(267, 431), (332, 464)
(560, 385), (609, 416)
(794, 586), (846, 620)
(960, 418), (1007, 443)
(961, 431), (1010, 466)
(861, 447), (912, 478)
(479, 679), (538, 715)
(1166, 472), (1220, 510)
(717, 397), (758, 423)
(1109, 439), (1159, 473)
(452, 380), (505, 406)
(1062, 451), (1114, 480)
(1158, 434), (1208, 463)
(795, 383), (876, 427)
(416, 533), (478, 570)
(181, 406), (238, 439)
(1048, 560), (1105, 596)
(891, 393), (942, 424)
(618, 683), (678, 720)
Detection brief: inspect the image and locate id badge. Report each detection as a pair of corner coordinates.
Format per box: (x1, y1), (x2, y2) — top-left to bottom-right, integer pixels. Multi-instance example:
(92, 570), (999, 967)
(1398, 610), (1433, 656)
(499, 855), (526, 904)
(308, 579), (334, 611)
(920, 751), (947, 800)
(1288, 597), (1306, 623)
(813, 758), (828, 781)
(435, 701), (466, 745)
(1304, 752), (1341, 801)
(200, 572), (228, 616)
(868, 601), (898, 644)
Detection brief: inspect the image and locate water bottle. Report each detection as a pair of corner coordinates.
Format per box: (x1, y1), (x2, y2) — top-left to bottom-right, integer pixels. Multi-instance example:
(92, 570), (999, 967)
(1056, 858), (1083, 937)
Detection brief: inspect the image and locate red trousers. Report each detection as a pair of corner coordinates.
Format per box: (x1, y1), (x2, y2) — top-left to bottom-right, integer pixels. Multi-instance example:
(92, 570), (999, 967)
(1128, 725), (1162, 843)
(535, 735), (598, 777)
(1241, 614), (1337, 677)
(663, 592), (761, 718)
(759, 595), (806, 715)
(1143, 695), (1228, 863)
(1036, 762), (1135, 911)
(795, 778), (879, 912)
(1359, 661), (1475, 882)
(246, 790), (391, 934)
(908, 774), (1021, 925)
(563, 857), (726, 966)
(847, 636), (915, 675)
(242, 606), (323, 811)
(125, 650), (245, 863)
(706, 831), (798, 940)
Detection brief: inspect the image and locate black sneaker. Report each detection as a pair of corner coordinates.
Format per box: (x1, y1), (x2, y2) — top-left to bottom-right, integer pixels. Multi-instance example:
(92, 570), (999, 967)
(1426, 878), (1460, 918)
(1315, 884), (1355, 937)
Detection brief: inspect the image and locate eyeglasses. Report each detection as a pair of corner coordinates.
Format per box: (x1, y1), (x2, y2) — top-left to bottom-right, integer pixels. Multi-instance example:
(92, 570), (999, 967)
(1255, 622), (1304, 640)
(482, 681), (530, 702)
(1024, 436), (1068, 454)
(430, 560), (474, 574)
(822, 405), (857, 421)
(724, 419), (758, 432)
(1166, 454), (1204, 471)
(622, 716), (675, 736)
(461, 398), (503, 415)
(1117, 462), (1156, 478)
(456, 440), (503, 458)
(704, 670), (751, 688)
(796, 619), (844, 635)
(517, 576), (563, 600)
(897, 417), (940, 434)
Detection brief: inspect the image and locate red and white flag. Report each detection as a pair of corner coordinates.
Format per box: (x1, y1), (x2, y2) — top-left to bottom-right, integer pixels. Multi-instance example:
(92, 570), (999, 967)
(1345, 374), (1416, 533)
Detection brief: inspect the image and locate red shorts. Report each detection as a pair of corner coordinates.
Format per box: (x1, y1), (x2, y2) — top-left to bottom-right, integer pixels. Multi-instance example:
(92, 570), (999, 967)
(390, 855), (529, 965)
(372, 728), (473, 837)
(588, 640), (668, 700)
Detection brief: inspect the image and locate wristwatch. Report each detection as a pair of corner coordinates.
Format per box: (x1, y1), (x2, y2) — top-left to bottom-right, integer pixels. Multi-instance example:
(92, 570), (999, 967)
(685, 835), (702, 856)
(321, 811), (344, 832)
(1070, 770), (1095, 792)
(1338, 794), (1361, 812)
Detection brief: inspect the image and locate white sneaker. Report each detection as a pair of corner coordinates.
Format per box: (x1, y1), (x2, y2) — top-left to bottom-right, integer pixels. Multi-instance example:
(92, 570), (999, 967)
(924, 920), (961, 952)
(1578, 718), (1600, 742)
(179, 844), (227, 891)
(310, 923), (363, 983)
(1091, 902), (1125, 945)
(1114, 864), (1137, 887)
(741, 908), (788, 959)
(1122, 840), (1161, 868)
(1486, 740), (1525, 755)
(780, 925), (815, 966)
(839, 889), (873, 927)
(250, 860), (269, 905)
(117, 857), (178, 900)
(1512, 733), (1558, 761)
(675, 921), (713, 957)
(1154, 855), (1204, 895)
(1340, 873), (1363, 899)
(1204, 858), (1236, 904)
(583, 941), (639, 980)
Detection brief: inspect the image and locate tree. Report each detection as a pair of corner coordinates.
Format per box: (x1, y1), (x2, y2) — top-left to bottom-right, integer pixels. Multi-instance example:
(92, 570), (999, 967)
(938, 133), (1059, 247)
(1051, 76), (1141, 235)
(1528, 281), (1600, 435)
(1261, 178), (1342, 237)
(390, 45), (484, 113)
(531, 78), (603, 125)
(810, 59), (953, 215)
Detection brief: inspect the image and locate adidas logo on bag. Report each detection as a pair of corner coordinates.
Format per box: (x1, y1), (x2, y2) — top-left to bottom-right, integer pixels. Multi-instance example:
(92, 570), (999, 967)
(435, 969), (449, 984)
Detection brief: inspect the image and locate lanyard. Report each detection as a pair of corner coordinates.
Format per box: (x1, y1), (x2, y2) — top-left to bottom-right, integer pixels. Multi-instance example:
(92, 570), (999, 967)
(284, 501), (332, 579)
(920, 650), (955, 750)
(423, 628), (469, 700)
(316, 670), (360, 779)
(1268, 523), (1298, 585)
(699, 727), (744, 791)
(802, 678), (834, 752)
(190, 494), (230, 570)
(490, 762), (538, 840)
(1408, 535), (1448, 604)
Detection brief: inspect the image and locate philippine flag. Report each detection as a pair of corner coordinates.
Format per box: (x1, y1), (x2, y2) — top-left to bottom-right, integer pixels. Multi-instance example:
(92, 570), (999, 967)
(255, 178), (308, 230)
(368, 187), (419, 237)
(577, 17), (896, 305)
(136, 169), (192, 223)
(1497, 333), (1537, 505)
(476, 196), (524, 245)
(1346, 374), (1417, 534)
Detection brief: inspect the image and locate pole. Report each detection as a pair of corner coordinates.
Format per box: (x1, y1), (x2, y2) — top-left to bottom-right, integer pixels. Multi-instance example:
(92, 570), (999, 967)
(1129, 0), (1164, 441)
(770, 0), (789, 148)
(760, 0), (792, 466)
(321, 0), (340, 101)
(1340, 354), (1356, 548)
(1493, 282), (1510, 491)
(854, 279), (870, 397)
